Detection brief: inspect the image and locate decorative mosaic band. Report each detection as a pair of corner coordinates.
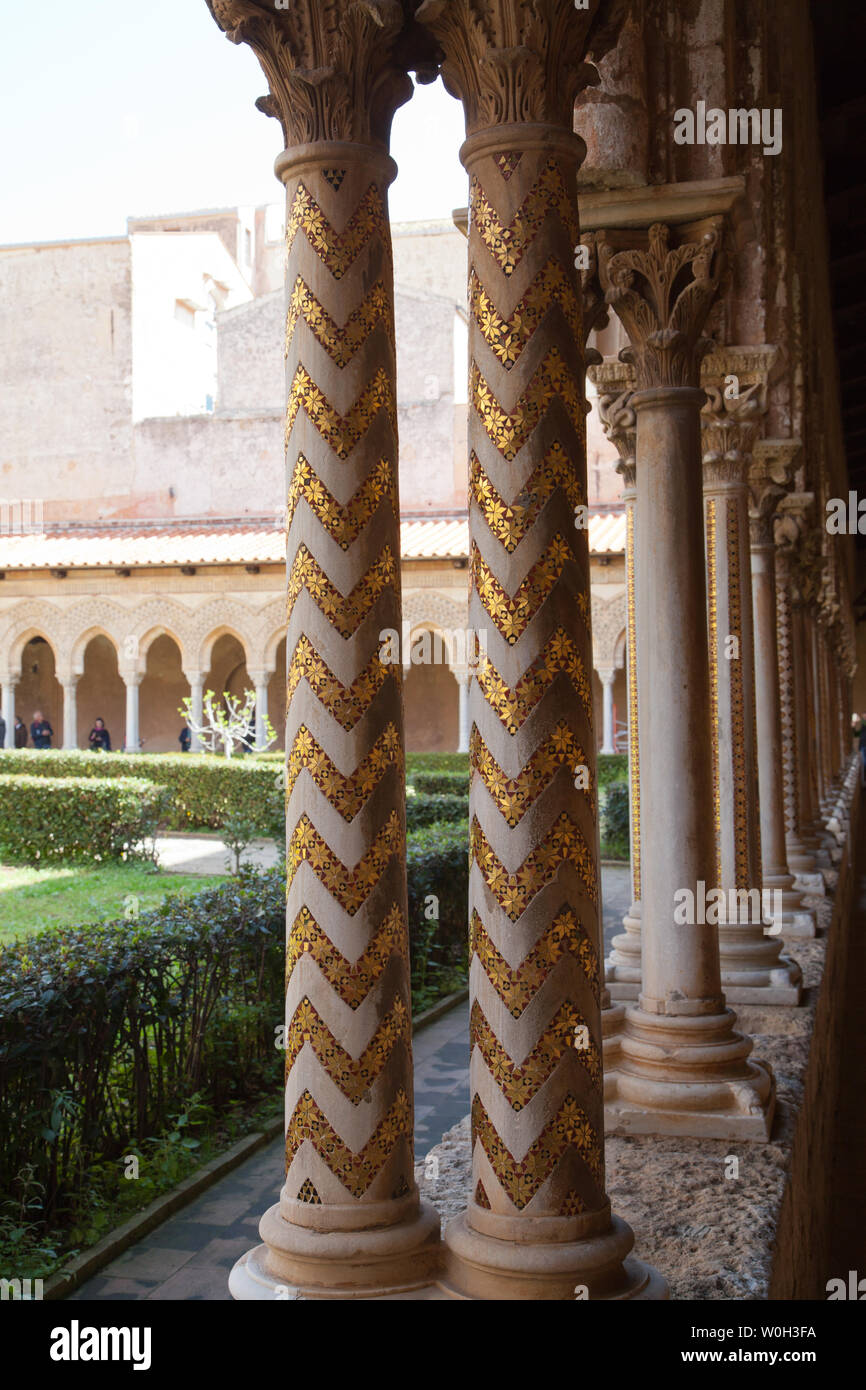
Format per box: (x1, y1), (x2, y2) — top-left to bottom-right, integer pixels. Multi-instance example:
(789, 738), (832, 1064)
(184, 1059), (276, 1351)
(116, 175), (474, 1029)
(469, 442), (583, 554)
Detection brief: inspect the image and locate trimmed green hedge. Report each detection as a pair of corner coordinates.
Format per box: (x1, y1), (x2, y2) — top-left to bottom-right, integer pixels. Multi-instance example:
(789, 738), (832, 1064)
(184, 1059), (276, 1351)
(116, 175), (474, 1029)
(0, 750), (279, 833)
(601, 782), (630, 861)
(407, 818), (469, 971)
(0, 775), (167, 865)
(405, 792), (469, 830)
(406, 753), (469, 775)
(410, 769), (469, 796)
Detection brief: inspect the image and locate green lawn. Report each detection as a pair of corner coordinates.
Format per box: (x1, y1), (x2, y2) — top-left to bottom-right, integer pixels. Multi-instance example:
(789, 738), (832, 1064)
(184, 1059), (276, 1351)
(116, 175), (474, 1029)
(0, 862), (228, 946)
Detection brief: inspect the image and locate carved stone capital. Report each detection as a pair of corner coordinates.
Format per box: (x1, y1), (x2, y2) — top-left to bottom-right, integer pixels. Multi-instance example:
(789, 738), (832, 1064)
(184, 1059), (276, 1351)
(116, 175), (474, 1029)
(415, 0), (602, 134)
(206, 0), (415, 148)
(597, 219), (727, 391)
(588, 356), (637, 485)
(700, 345), (775, 487)
(748, 438), (801, 548)
(580, 232), (609, 349)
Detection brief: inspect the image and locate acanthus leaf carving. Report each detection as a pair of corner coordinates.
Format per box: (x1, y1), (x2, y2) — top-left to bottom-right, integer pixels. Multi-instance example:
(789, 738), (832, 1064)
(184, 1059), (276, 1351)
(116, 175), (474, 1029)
(597, 220), (726, 391)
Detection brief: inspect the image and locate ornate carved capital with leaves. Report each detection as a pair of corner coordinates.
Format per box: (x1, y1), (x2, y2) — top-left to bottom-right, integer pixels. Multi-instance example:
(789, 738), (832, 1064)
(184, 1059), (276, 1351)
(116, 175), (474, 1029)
(414, 0), (602, 134)
(700, 346), (775, 487)
(207, 0), (416, 147)
(597, 219), (727, 392)
(588, 356), (636, 485)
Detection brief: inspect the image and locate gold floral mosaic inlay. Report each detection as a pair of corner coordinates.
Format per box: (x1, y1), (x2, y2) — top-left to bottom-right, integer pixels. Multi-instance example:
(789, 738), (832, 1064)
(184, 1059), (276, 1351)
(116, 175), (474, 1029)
(705, 499), (722, 886)
(286, 904), (407, 1007)
(470, 161), (578, 278)
(471, 349), (583, 461)
(286, 544), (396, 635)
(286, 635), (396, 731)
(472, 1094), (601, 1210)
(469, 443), (582, 554)
(470, 723), (592, 826)
(470, 908), (600, 1016)
(471, 813), (597, 921)
(286, 1088), (410, 1196)
(625, 500), (640, 901)
(475, 628), (593, 733)
(286, 182), (389, 282)
(471, 1001), (601, 1105)
(287, 454), (397, 550)
(472, 534), (575, 645)
(285, 996), (411, 1103)
(286, 723), (403, 820)
(286, 365), (396, 459)
(288, 811), (402, 912)
(285, 276), (393, 365)
(469, 262), (581, 370)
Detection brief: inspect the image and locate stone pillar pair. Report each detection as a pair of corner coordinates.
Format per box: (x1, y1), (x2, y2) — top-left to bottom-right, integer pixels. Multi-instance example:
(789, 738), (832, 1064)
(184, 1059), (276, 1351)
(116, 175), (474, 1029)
(209, 0), (664, 1302)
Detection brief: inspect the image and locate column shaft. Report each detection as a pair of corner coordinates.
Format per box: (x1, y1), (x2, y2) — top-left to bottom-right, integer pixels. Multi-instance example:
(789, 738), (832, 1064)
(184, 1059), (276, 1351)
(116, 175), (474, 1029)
(62, 682), (78, 750)
(124, 678), (140, 752)
(600, 670), (616, 755)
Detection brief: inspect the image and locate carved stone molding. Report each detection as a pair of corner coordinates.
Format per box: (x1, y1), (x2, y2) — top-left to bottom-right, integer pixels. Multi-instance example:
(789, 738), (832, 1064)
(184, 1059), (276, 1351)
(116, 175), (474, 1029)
(207, 0), (415, 147)
(588, 356), (636, 486)
(597, 219), (726, 391)
(415, 0), (602, 134)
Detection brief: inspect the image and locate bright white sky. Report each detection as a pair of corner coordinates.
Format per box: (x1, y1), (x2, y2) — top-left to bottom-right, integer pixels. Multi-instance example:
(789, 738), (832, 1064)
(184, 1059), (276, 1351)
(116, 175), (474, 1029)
(0, 0), (469, 245)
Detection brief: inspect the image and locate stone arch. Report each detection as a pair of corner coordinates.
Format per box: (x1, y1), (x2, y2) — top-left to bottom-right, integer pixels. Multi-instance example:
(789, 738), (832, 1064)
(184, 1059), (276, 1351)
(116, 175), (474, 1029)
(199, 624), (252, 674)
(0, 603), (65, 675)
(591, 592), (627, 673)
(185, 599), (261, 672)
(70, 624), (121, 677)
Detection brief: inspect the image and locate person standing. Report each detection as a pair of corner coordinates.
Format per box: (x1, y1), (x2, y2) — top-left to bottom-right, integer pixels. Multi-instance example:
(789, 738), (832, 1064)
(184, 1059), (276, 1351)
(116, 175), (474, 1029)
(0, 712), (5, 750)
(88, 717), (111, 752)
(30, 710), (54, 749)
(14, 716), (27, 748)
(179, 725), (192, 753)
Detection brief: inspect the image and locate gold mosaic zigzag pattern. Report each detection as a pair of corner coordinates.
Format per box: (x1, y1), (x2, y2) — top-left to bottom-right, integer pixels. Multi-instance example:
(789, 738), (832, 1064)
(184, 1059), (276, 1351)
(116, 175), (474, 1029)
(286, 365), (396, 460)
(471, 349), (583, 461)
(286, 544), (396, 635)
(285, 182), (389, 281)
(285, 996), (411, 1103)
(471, 722), (592, 826)
(472, 534), (582, 645)
(288, 811), (402, 913)
(286, 904), (407, 1008)
(286, 723), (403, 821)
(470, 161), (579, 278)
(286, 1088), (411, 1199)
(285, 277), (394, 365)
(287, 455), (397, 549)
(470, 908), (600, 1016)
(469, 262), (581, 369)
(286, 636), (396, 732)
(475, 629), (593, 733)
(471, 813), (598, 921)
(470, 443), (583, 553)
(472, 1093), (602, 1210)
(471, 1001), (601, 1106)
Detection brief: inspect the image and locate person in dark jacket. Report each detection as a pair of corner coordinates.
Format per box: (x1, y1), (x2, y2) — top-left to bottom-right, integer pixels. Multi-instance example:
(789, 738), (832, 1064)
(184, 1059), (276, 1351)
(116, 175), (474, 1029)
(88, 717), (111, 752)
(0, 713), (5, 749)
(179, 725), (192, 753)
(30, 711), (53, 749)
(13, 717), (27, 749)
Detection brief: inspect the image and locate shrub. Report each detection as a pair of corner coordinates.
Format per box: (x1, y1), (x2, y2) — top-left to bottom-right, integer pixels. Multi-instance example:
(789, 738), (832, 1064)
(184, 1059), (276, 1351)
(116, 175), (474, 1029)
(406, 752), (469, 775)
(0, 750), (278, 833)
(0, 868), (286, 1223)
(410, 769), (469, 796)
(405, 792), (469, 830)
(0, 775), (167, 865)
(601, 782), (630, 860)
(406, 818), (469, 972)
(597, 753), (629, 789)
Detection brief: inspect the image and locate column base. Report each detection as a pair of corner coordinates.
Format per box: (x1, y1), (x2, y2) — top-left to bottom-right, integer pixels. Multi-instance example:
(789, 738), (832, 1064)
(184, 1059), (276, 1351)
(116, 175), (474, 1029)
(438, 1209), (669, 1301)
(605, 902), (642, 1002)
(601, 992), (625, 1089)
(719, 950), (802, 1005)
(761, 869), (816, 937)
(604, 1006), (776, 1141)
(229, 1198), (442, 1300)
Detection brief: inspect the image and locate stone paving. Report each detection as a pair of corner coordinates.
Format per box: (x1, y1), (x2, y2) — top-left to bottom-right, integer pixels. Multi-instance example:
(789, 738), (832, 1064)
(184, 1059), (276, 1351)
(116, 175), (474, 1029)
(69, 865), (628, 1301)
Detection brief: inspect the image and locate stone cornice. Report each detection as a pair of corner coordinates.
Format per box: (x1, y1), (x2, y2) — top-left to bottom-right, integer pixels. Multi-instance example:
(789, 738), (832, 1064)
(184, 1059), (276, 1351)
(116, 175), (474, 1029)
(579, 176), (749, 240)
(597, 219), (726, 391)
(206, 0), (415, 148)
(414, 0), (602, 134)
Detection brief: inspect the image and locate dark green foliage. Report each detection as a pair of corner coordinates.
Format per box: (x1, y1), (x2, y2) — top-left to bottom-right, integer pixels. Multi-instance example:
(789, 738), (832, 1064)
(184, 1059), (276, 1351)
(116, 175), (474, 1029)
(0, 775), (168, 865)
(596, 753), (629, 789)
(405, 793), (469, 830)
(601, 782), (630, 860)
(411, 770), (470, 796)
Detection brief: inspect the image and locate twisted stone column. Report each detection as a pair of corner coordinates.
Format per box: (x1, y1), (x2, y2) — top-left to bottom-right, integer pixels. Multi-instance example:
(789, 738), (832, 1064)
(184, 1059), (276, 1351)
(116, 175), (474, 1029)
(748, 442), (815, 936)
(417, 0), (665, 1300)
(592, 359), (641, 1001)
(208, 0), (440, 1299)
(598, 221), (774, 1139)
(700, 351), (800, 1004)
